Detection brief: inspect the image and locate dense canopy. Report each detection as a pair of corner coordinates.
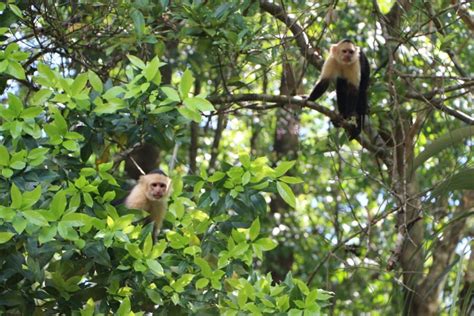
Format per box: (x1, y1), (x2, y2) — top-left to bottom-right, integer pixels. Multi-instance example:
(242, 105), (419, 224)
(0, 1), (473, 315)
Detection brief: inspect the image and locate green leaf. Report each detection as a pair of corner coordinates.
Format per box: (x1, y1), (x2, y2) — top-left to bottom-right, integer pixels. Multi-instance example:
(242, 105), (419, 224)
(146, 259), (164, 277)
(116, 297), (131, 316)
(196, 278), (209, 289)
(37, 63), (56, 83)
(8, 93), (23, 117)
(2, 168), (13, 178)
(178, 106), (201, 123)
(131, 9), (145, 38)
(94, 99), (126, 114)
(103, 86), (125, 99)
(173, 274), (195, 293)
(161, 87), (180, 102)
(58, 222), (79, 240)
(151, 105), (174, 114)
(239, 153), (251, 169)
(0, 232), (14, 244)
(63, 140), (79, 152)
(274, 161), (296, 178)
(208, 171), (226, 182)
(179, 69), (194, 98)
(10, 183), (22, 209)
(277, 295), (290, 312)
(316, 289), (334, 301)
(23, 210), (49, 226)
(242, 171), (251, 186)
(0, 145), (10, 165)
(411, 126), (474, 175)
(194, 257), (213, 277)
(143, 234), (153, 257)
(125, 244), (143, 260)
(276, 181), (296, 208)
(39, 225), (57, 244)
(50, 190), (67, 220)
(150, 240), (167, 259)
(71, 73), (88, 96)
(183, 97), (215, 112)
(279, 176), (303, 184)
(431, 168), (474, 198)
(127, 55), (146, 69)
(377, 0), (397, 14)
(254, 237), (277, 251)
(53, 110), (68, 134)
(21, 107), (42, 119)
(7, 61), (26, 80)
(9, 160), (25, 170)
(83, 192), (93, 207)
(0, 60), (7, 72)
(144, 56), (160, 82)
(22, 185), (42, 208)
(31, 89), (52, 105)
(12, 216), (27, 234)
(229, 243), (249, 258)
(88, 71), (103, 93)
(8, 4), (23, 18)
(249, 218), (260, 241)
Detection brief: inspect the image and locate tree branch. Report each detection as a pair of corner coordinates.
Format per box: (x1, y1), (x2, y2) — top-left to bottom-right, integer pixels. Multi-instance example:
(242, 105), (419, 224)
(258, 0), (322, 68)
(207, 93), (392, 165)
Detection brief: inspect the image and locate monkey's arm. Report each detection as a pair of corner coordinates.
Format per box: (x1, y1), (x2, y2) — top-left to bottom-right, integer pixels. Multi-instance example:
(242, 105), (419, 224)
(308, 79), (330, 101)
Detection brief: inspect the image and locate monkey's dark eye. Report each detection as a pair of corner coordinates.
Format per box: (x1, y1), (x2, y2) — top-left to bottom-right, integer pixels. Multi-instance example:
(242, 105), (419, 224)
(159, 184), (166, 189)
(151, 183), (158, 188)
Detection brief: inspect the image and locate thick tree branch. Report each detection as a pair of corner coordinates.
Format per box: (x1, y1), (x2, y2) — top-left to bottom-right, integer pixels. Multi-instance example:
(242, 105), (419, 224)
(406, 81), (474, 125)
(207, 93), (392, 166)
(451, 0), (474, 32)
(258, 0), (322, 68)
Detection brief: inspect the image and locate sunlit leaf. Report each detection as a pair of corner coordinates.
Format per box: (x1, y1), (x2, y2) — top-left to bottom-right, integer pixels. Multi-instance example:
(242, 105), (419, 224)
(183, 97), (215, 112)
(127, 55), (146, 69)
(179, 69), (194, 98)
(178, 106), (201, 123)
(274, 161), (296, 177)
(377, 0), (396, 14)
(276, 181), (296, 208)
(249, 218), (260, 241)
(161, 87), (180, 102)
(0, 232), (14, 244)
(88, 70), (103, 93)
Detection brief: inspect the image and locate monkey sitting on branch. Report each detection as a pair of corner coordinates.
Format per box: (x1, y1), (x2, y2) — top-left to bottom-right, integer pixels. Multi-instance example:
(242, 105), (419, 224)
(308, 39), (370, 139)
(125, 169), (172, 242)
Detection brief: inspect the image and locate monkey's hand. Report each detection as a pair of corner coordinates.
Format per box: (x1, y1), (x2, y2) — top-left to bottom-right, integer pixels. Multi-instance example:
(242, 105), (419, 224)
(347, 116), (358, 125)
(330, 116), (344, 128)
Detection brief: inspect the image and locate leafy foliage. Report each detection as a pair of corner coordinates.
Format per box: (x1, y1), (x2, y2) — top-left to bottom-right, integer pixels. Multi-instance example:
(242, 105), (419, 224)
(0, 0), (472, 315)
(0, 42), (325, 314)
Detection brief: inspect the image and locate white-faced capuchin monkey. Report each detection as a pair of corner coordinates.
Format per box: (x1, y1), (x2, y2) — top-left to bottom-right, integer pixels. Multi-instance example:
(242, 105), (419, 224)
(125, 169), (172, 242)
(308, 39), (370, 139)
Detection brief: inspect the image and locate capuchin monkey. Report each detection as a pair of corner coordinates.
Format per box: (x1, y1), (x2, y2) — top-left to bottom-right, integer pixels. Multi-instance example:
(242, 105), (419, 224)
(125, 169), (171, 241)
(308, 39), (370, 139)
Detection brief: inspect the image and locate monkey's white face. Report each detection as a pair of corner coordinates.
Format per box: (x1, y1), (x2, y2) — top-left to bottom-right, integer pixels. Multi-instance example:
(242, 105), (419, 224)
(140, 174), (171, 201)
(337, 43), (358, 64)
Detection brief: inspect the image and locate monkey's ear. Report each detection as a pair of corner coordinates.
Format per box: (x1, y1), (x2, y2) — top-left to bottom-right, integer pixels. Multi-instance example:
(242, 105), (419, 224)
(330, 44), (338, 54)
